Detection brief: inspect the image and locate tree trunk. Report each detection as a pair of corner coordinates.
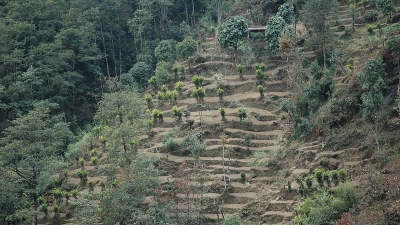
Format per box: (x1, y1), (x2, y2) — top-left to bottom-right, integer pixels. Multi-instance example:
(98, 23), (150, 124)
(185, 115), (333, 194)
(100, 27), (111, 78)
(222, 144), (226, 189)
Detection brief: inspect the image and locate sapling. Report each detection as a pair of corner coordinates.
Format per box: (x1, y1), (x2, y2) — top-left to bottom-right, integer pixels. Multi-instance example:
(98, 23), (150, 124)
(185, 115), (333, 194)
(244, 133), (251, 150)
(217, 88), (224, 100)
(237, 64), (243, 78)
(257, 85), (264, 97)
(219, 108), (226, 120)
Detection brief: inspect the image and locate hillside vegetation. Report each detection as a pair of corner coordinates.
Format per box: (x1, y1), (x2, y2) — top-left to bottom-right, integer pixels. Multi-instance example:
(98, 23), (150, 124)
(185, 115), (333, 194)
(1, 0), (400, 225)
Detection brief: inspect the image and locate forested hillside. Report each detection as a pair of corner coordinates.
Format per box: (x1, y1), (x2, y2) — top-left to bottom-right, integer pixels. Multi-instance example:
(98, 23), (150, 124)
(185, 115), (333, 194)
(1, 0), (400, 224)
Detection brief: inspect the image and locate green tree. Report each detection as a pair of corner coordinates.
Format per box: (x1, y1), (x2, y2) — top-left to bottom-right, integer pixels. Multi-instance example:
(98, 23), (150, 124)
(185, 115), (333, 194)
(377, 0), (399, 19)
(176, 36), (198, 59)
(356, 56), (386, 119)
(0, 101), (72, 225)
(218, 16), (249, 51)
(155, 61), (171, 85)
(155, 39), (177, 63)
(276, 2), (295, 24)
(222, 214), (243, 225)
(121, 62), (152, 90)
(265, 15), (294, 54)
(94, 91), (145, 167)
(302, 0), (339, 68)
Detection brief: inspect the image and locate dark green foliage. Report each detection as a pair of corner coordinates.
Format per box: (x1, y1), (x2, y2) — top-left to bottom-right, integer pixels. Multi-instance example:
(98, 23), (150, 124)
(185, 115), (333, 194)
(241, 172), (246, 182)
(356, 56), (386, 120)
(244, 133), (251, 150)
(191, 87), (206, 101)
(255, 69), (265, 81)
(376, 0), (398, 18)
(338, 169), (346, 183)
(265, 15), (293, 54)
(155, 39), (177, 63)
(331, 170), (339, 186)
(293, 191), (338, 225)
(222, 214), (243, 225)
(305, 175), (313, 190)
(171, 106), (183, 120)
(218, 16), (249, 51)
(237, 107), (248, 121)
(276, 2), (295, 24)
(236, 64), (243, 78)
(121, 62), (152, 90)
(332, 183), (359, 212)
(155, 61), (171, 85)
(217, 88), (224, 100)
(176, 36), (198, 59)
(314, 169), (324, 187)
(219, 107), (226, 119)
(192, 75), (204, 88)
(182, 132), (206, 159)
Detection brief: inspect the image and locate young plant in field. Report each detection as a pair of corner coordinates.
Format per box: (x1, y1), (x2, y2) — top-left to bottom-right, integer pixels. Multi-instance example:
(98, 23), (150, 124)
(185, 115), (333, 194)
(254, 62), (266, 72)
(257, 85), (264, 97)
(323, 171), (331, 187)
(331, 170), (339, 186)
(255, 69), (264, 81)
(144, 93), (153, 108)
(237, 64), (243, 78)
(338, 169), (346, 183)
(314, 169), (324, 187)
(148, 76), (157, 88)
(305, 175), (313, 190)
(90, 148), (98, 157)
(87, 180), (94, 192)
(91, 156), (98, 166)
(217, 88), (224, 100)
(156, 91), (164, 104)
(192, 75), (204, 88)
(191, 87), (206, 102)
(171, 105), (183, 120)
(161, 84), (168, 93)
(172, 66), (179, 80)
(219, 107), (226, 120)
(180, 67), (185, 80)
(244, 133), (251, 150)
(175, 81), (183, 92)
(152, 109), (164, 123)
(188, 56), (194, 68)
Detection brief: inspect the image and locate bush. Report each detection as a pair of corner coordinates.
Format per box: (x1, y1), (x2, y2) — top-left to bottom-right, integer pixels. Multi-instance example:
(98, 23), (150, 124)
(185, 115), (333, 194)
(254, 62), (266, 72)
(240, 172), (246, 182)
(163, 137), (178, 151)
(71, 190), (78, 199)
(314, 169), (324, 187)
(244, 133), (251, 150)
(192, 75), (204, 88)
(90, 148), (98, 157)
(161, 84), (168, 93)
(156, 91), (165, 103)
(257, 85), (264, 97)
(237, 107), (248, 121)
(219, 107), (226, 119)
(365, 10), (378, 22)
(171, 106), (183, 120)
(176, 36), (198, 59)
(152, 109), (164, 123)
(175, 81), (183, 92)
(91, 156), (98, 165)
(366, 24), (374, 35)
(191, 87), (206, 101)
(222, 214), (243, 225)
(188, 56), (194, 67)
(217, 88), (224, 100)
(305, 175), (314, 190)
(237, 64), (243, 78)
(172, 66), (179, 80)
(155, 39), (177, 63)
(255, 69), (264, 81)
(338, 169), (346, 183)
(332, 183), (359, 212)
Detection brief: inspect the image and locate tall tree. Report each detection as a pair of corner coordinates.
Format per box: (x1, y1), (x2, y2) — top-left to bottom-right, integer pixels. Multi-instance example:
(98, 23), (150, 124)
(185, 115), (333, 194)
(218, 16), (249, 51)
(0, 101), (72, 225)
(302, 0), (339, 69)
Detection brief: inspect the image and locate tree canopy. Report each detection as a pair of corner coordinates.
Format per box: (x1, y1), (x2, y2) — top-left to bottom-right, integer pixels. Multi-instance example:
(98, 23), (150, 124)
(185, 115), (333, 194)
(218, 16), (249, 51)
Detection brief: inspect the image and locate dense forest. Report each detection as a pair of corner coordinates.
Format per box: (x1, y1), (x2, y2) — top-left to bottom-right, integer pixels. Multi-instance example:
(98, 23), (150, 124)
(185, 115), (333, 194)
(1, 0), (400, 224)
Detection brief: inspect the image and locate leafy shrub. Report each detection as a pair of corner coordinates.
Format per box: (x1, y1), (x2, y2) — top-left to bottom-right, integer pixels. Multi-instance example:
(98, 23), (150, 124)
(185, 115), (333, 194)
(222, 214), (243, 225)
(156, 91), (165, 103)
(192, 75), (204, 88)
(332, 183), (359, 212)
(241, 172), (246, 182)
(244, 133), (251, 150)
(366, 24), (374, 35)
(90, 148), (97, 157)
(163, 137), (178, 152)
(236, 64), (243, 78)
(219, 107), (226, 119)
(217, 88), (224, 100)
(176, 36), (197, 59)
(305, 175), (313, 189)
(175, 81), (183, 92)
(191, 87), (206, 101)
(257, 85), (264, 97)
(171, 106), (183, 120)
(188, 56), (194, 67)
(314, 168), (324, 187)
(255, 69), (264, 81)
(254, 62), (266, 72)
(91, 156), (98, 165)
